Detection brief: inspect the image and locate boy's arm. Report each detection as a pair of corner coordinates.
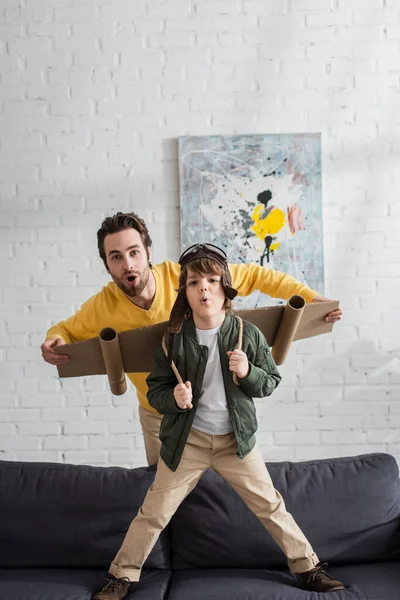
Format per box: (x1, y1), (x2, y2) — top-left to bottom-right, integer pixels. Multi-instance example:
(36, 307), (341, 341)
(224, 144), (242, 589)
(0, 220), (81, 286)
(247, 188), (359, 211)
(238, 329), (282, 398)
(146, 346), (188, 414)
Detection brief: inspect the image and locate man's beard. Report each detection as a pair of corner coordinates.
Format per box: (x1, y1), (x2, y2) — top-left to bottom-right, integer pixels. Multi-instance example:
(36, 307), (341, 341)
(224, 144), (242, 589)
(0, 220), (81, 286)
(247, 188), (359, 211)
(114, 266), (150, 298)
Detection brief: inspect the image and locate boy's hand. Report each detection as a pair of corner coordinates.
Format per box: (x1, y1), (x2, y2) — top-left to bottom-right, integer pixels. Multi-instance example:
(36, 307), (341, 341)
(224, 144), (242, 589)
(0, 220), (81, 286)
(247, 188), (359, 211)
(174, 381), (193, 410)
(227, 349), (249, 379)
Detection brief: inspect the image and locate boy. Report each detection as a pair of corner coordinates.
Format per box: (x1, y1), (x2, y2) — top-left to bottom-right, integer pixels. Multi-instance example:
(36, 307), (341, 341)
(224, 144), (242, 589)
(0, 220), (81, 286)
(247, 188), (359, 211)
(93, 243), (345, 599)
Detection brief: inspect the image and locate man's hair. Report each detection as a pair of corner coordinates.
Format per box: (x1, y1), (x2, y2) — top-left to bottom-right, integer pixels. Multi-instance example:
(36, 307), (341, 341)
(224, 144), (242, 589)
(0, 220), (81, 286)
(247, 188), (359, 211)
(177, 258), (233, 312)
(97, 211), (152, 269)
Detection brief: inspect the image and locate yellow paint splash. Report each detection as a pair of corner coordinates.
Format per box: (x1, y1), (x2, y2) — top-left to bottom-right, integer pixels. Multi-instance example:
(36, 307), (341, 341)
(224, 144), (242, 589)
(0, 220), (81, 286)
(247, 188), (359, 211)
(251, 205), (286, 239)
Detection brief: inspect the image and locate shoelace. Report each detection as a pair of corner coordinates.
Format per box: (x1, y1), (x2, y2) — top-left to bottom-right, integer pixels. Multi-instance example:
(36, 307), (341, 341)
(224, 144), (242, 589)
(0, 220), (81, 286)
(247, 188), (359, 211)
(306, 563), (336, 583)
(100, 577), (130, 593)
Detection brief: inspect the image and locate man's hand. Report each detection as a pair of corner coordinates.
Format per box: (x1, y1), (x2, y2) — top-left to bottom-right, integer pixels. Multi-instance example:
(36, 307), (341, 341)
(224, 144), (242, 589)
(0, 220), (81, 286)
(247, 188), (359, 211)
(41, 338), (69, 366)
(174, 381), (193, 410)
(227, 349), (249, 379)
(312, 295), (343, 323)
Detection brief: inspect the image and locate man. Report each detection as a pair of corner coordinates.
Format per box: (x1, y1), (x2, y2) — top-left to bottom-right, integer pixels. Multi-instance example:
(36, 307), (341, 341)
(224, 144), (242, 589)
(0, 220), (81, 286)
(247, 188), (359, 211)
(41, 212), (342, 465)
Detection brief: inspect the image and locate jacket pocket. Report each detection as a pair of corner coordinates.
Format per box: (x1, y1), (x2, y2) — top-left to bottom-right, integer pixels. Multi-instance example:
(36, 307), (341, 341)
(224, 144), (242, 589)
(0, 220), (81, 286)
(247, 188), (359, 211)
(159, 414), (182, 446)
(233, 408), (242, 441)
(265, 347), (276, 371)
(236, 400), (258, 441)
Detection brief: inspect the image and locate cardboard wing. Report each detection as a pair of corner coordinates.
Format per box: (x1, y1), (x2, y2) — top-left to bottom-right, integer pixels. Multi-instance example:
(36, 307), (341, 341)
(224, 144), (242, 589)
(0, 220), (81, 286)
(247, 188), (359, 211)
(55, 295), (339, 394)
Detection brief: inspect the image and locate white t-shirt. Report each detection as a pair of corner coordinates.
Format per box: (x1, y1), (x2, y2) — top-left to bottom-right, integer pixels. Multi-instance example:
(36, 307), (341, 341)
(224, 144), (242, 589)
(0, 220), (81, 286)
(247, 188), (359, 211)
(192, 324), (233, 435)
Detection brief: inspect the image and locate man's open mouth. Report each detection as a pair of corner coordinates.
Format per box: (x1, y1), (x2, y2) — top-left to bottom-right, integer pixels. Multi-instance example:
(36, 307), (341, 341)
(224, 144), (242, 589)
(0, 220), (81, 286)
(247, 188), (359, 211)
(126, 275), (136, 283)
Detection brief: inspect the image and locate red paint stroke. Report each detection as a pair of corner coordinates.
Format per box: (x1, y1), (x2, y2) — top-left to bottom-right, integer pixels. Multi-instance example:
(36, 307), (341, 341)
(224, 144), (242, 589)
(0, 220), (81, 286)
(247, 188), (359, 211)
(287, 203), (305, 234)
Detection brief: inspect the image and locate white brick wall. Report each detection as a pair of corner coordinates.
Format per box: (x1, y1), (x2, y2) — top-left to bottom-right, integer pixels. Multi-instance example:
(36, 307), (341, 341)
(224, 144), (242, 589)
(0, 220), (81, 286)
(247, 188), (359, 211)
(1, 0), (399, 468)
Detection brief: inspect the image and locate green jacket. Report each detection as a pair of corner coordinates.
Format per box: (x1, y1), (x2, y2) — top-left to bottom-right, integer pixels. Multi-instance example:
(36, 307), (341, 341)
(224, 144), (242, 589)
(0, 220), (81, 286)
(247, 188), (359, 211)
(146, 314), (282, 472)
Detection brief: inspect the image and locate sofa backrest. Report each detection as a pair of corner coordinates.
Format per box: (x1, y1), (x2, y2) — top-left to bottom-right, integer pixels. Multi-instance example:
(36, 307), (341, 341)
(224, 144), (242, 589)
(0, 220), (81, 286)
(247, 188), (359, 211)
(0, 460), (171, 569)
(2, 453), (399, 572)
(170, 453), (400, 570)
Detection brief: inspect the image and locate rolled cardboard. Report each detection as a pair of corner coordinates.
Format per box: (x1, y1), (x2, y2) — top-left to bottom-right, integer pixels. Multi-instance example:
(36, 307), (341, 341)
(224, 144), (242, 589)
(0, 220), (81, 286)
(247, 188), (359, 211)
(56, 297), (339, 385)
(99, 327), (127, 395)
(270, 294), (305, 365)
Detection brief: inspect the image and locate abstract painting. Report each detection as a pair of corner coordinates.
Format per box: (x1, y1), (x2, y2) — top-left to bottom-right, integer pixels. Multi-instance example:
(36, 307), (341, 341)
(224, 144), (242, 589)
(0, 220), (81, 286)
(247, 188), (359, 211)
(178, 133), (323, 308)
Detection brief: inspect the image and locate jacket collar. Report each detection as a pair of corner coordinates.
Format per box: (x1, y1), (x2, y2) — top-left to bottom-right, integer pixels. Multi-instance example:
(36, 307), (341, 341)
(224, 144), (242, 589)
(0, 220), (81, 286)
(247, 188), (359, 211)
(183, 313), (235, 342)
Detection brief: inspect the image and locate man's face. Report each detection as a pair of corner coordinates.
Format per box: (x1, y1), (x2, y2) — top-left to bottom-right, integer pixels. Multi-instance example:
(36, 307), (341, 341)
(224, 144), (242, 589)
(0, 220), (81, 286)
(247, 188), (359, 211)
(104, 228), (152, 298)
(185, 268), (226, 320)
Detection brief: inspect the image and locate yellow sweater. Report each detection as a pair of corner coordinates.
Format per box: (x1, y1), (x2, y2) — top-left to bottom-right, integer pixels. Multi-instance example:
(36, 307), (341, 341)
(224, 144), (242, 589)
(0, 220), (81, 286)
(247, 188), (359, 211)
(46, 261), (319, 412)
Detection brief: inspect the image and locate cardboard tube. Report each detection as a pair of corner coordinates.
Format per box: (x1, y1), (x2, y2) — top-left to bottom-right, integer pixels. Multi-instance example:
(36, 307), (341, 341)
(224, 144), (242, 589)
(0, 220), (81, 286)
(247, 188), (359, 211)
(271, 295), (306, 365)
(99, 327), (127, 395)
(56, 299), (339, 378)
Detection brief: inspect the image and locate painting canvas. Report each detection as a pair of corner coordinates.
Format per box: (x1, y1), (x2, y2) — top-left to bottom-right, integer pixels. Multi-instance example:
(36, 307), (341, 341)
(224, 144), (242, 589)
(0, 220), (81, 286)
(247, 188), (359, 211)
(178, 133), (323, 309)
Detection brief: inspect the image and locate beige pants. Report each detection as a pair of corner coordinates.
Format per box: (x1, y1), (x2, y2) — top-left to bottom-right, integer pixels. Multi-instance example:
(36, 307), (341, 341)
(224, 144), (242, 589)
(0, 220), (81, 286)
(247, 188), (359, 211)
(109, 429), (318, 581)
(139, 406), (162, 466)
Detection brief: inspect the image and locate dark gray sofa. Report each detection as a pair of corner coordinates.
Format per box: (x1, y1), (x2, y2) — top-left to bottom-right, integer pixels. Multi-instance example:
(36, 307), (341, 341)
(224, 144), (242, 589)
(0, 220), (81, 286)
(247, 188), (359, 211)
(0, 452), (399, 599)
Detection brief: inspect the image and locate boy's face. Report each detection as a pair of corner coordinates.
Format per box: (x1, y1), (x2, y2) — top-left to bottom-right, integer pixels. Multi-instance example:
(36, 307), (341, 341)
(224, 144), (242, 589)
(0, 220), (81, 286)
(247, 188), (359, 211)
(185, 267), (226, 320)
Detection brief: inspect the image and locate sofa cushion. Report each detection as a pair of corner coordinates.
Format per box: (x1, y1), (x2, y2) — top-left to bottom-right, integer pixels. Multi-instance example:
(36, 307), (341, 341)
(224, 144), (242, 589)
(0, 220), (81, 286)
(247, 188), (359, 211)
(0, 461), (170, 569)
(0, 569), (171, 600)
(166, 562), (400, 600)
(171, 453), (400, 569)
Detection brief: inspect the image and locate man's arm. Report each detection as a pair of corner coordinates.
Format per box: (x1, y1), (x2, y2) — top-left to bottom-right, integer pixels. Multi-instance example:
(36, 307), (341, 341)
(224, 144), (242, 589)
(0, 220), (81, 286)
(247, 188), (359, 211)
(41, 337), (69, 366)
(41, 295), (99, 366)
(229, 263), (342, 323)
(310, 294), (343, 323)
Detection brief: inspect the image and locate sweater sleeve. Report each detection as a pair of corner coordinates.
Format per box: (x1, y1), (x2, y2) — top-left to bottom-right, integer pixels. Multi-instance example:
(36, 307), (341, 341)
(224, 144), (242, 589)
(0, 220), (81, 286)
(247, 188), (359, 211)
(229, 262), (319, 303)
(45, 294), (100, 343)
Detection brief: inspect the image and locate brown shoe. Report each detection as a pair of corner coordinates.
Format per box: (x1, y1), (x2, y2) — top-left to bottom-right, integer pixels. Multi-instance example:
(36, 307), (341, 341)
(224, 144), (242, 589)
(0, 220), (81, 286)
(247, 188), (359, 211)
(92, 577), (131, 600)
(299, 563), (345, 593)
